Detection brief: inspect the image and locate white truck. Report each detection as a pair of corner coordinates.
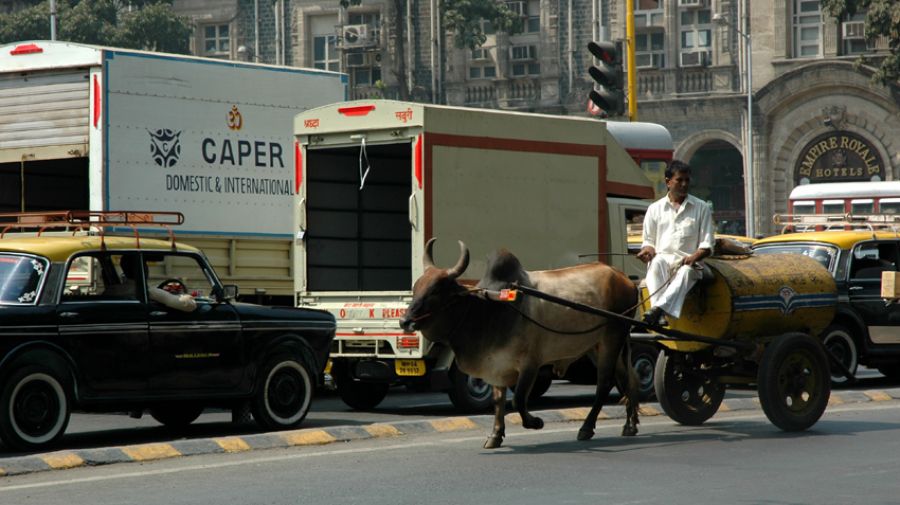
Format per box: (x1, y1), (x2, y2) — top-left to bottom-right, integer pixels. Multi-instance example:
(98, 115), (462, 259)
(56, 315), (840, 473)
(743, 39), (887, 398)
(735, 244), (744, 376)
(0, 40), (346, 304)
(292, 100), (671, 410)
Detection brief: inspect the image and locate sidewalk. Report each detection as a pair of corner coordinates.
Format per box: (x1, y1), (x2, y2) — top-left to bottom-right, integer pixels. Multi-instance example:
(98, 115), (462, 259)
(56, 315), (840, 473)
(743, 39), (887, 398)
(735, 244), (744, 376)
(2, 388), (899, 477)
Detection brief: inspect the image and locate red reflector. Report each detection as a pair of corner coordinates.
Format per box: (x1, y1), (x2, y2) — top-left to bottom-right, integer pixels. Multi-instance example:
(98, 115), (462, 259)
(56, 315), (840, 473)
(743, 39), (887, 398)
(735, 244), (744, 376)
(398, 336), (420, 349)
(93, 75), (101, 128)
(294, 142), (303, 193)
(499, 289), (517, 301)
(414, 134), (423, 189)
(11, 43), (43, 55)
(338, 105), (376, 117)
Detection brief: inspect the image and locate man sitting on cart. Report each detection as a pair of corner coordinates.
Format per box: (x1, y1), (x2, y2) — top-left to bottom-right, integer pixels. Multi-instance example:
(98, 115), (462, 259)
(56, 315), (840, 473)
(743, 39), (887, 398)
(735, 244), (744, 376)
(637, 160), (715, 327)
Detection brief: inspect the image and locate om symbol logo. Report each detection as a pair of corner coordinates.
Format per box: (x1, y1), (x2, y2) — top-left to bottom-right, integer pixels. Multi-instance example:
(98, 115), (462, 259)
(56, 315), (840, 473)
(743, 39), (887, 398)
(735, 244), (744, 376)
(227, 105), (243, 131)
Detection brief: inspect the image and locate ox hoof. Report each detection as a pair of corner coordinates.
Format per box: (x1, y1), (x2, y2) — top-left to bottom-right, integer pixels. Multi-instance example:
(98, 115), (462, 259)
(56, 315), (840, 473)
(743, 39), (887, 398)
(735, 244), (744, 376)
(483, 436), (503, 449)
(523, 417), (544, 430)
(577, 429), (595, 441)
(622, 425), (638, 437)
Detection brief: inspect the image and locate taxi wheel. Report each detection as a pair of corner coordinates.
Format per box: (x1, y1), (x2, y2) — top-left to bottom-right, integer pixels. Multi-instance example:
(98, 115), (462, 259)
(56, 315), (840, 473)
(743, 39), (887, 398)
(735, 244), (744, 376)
(252, 355), (313, 430)
(821, 324), (858, 385)
(0, 364), (71, 452)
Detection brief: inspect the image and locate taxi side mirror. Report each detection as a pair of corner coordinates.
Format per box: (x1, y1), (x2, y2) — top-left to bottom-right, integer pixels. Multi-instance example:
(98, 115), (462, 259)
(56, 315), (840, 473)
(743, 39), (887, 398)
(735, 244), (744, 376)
(219, 284), (239, 301)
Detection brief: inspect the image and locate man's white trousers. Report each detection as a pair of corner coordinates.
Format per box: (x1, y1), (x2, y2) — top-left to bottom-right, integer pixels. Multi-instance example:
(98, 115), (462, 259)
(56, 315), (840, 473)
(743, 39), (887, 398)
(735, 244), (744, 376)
(645, 255), (702, 319)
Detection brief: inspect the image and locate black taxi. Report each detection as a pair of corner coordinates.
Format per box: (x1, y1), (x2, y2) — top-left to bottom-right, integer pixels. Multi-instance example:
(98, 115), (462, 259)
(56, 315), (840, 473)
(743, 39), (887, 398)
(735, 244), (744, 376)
(0, 212), (335, 451)
(753, 225), (900, 384)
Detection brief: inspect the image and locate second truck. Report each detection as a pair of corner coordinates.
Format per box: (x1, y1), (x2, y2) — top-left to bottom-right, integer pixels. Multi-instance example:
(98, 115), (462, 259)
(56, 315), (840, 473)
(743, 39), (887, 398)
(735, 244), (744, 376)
(293, 100), (672, 410)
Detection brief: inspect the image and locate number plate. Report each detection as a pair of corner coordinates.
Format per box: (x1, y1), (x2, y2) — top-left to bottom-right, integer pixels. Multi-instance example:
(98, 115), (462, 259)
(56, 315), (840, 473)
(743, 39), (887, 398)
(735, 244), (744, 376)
(395, 359), (426, 376)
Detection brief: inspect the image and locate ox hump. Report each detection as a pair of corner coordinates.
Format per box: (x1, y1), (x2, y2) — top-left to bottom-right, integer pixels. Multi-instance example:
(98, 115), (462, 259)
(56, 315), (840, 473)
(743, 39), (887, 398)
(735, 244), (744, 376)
(478, 249), (530, 291)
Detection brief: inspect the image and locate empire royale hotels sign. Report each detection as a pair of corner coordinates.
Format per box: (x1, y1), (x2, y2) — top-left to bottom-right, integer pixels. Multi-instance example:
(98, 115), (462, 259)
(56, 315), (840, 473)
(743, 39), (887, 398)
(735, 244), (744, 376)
(795, 131), (885, 184)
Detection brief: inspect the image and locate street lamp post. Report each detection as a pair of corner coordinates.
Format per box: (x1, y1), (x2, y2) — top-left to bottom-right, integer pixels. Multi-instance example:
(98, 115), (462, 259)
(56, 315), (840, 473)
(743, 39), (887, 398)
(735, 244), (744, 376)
(714, 13), (754, 238)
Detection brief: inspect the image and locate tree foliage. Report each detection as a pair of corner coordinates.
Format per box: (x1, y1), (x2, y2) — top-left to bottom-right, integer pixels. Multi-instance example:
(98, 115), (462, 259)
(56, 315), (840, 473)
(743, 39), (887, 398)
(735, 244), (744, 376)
(822, 0), (900, 85)
(0, 0), (192, 54)
(442, 0), (522, 50)
(340, 0), (522, 50)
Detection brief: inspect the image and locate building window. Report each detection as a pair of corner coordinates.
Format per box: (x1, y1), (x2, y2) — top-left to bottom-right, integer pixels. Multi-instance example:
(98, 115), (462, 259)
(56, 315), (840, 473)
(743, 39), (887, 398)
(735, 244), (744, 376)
(841, 11), (869, 55)
(635, 31), (665, 69)
(524, 0), (540, 33)
(510, 45), (539, 76)
(351, 65), (382, 86)
(634, 0), (664, 27)
(635, 0), (661, 9)
(468, 47), (496, 80)
(679, 8), (711, 67)
(203, 24), (230, 58)
(793, 0), (822, 58)
(311, 16), (340, 71)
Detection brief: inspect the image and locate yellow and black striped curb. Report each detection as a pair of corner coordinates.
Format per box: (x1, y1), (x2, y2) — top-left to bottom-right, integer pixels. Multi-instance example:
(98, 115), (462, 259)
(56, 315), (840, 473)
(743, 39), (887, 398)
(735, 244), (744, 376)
(2, 388), (900, 478)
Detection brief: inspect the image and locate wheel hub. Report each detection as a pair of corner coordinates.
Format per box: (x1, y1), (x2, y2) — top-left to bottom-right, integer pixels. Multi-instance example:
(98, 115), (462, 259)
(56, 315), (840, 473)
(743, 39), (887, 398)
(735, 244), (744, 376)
(15, 382), (58, 436)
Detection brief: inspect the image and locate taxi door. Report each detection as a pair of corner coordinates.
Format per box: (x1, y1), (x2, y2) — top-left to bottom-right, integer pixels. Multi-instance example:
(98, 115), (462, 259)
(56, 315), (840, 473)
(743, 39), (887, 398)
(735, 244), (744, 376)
(144, 252), (245, 392)
(58, 252), (150, 394)
(847, 240), (900, 345)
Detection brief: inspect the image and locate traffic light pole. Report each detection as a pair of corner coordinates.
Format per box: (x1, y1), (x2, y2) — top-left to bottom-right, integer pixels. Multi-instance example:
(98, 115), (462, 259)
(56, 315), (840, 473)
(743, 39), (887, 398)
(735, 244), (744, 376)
(626, 0), (636, 122)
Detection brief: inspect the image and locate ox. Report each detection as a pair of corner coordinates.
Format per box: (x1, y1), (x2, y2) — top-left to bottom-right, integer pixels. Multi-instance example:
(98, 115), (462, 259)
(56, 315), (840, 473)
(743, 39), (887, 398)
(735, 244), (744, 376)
(399, 239), (640, 449)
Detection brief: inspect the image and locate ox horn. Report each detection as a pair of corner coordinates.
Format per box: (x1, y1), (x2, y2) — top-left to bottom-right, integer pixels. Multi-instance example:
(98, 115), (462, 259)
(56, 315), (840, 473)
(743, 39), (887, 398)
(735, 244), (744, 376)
(446, 240), (470, 279)
(424, 238), (437, 270)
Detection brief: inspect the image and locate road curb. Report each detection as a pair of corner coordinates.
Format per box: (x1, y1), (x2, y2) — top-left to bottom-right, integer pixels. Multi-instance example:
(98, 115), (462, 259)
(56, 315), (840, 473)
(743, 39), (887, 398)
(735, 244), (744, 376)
(4, 387), (900, 477)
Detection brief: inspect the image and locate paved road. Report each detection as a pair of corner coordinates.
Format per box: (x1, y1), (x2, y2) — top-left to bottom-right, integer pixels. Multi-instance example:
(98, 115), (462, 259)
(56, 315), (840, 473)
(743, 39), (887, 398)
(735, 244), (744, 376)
(0, 368), (893, 459)
(3, 399), (900, 504)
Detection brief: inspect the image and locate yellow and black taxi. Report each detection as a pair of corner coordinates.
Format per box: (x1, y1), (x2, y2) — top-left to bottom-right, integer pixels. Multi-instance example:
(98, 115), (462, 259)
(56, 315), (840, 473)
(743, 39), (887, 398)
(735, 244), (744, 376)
(753, 225), (900, 384)
(0, 212), (335, 451)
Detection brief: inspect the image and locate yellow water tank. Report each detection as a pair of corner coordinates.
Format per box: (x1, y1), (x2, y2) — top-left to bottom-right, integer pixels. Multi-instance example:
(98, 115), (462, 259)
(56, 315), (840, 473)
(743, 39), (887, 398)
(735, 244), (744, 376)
(642, 254), (837, 352)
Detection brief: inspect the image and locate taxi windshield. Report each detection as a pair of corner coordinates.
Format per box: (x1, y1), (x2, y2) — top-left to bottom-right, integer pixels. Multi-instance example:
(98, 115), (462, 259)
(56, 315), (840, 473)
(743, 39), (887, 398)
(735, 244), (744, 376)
(0, 254), (48, 305)
(752, 244), (838, 273)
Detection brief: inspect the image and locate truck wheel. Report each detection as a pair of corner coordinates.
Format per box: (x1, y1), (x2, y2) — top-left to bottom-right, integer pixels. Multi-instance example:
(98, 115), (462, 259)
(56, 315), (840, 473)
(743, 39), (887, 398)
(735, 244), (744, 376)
(758, 333), (830, 432)
(821, 324), (858, 385)
(333, 363), (389, 411)
(150, 404), (205, 429)
(252, 355), (313, 430)
(654, 351), (724, 426)
(0, 364), (71, 451)
(631, 343), (658, 400)
(447, 367), (493, 413)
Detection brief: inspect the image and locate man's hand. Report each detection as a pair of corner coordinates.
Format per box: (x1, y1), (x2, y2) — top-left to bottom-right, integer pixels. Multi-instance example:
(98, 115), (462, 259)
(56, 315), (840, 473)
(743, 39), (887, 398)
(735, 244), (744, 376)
(682, 248), (710, 266)
(637, 246), (656, 264)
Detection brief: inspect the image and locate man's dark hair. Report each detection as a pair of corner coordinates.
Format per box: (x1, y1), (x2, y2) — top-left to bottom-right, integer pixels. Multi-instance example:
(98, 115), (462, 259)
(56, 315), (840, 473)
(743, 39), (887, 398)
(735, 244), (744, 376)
(665, 160), (691, 180)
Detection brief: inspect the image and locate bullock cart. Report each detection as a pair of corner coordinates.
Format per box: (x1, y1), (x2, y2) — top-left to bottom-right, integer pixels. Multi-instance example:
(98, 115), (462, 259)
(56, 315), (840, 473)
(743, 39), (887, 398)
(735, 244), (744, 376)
(504, 253), (840, 432)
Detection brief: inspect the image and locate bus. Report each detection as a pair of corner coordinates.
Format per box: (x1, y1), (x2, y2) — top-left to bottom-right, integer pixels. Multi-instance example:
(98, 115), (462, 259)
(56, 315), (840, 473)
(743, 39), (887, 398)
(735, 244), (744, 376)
(788, 181), (900, 216)
(606, 121), (674, 198)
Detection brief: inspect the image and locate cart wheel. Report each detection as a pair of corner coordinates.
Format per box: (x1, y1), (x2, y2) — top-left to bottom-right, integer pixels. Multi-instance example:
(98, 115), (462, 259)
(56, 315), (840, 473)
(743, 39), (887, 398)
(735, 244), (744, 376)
(758, 333), (830, 431)
(653, 351), (724, 426)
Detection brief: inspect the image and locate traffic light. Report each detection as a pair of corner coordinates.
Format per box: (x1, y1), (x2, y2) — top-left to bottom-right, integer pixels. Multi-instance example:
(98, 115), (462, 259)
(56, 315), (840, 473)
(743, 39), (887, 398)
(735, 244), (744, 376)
(587, 41), (625, 117)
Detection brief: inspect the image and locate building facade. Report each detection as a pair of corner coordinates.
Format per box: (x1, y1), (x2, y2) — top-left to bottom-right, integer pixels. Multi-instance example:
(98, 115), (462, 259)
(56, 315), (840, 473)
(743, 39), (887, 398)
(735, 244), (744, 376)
(0, 1), (856, 235)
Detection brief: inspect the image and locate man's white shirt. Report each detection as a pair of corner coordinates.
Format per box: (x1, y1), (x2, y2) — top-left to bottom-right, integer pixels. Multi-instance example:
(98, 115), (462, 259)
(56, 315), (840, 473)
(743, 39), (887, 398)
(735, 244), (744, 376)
(641, 193), (715, 259)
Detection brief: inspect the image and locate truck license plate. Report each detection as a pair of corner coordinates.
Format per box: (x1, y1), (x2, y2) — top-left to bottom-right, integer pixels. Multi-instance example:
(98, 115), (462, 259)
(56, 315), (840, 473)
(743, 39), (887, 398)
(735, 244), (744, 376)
(395, 359), (426, 376)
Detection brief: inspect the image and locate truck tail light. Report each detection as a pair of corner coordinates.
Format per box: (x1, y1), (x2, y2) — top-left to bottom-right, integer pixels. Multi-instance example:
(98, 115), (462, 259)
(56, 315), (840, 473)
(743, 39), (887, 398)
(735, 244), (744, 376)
(10, 43), (43, 55)
(338, 104), (375, 117)
(397, 336), (419, 349)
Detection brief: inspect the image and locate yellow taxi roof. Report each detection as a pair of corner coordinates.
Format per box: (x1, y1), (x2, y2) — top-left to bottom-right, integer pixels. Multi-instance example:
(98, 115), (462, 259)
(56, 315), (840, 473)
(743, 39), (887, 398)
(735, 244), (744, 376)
(0, 235), (200, 262)
(754, 230), (900, 249)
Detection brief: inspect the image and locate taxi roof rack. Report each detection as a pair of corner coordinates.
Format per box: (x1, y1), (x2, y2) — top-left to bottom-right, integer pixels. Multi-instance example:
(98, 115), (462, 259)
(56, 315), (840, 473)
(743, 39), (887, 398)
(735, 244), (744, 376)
(774, 213), (900, 236)
(0, 211), (185, 249)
